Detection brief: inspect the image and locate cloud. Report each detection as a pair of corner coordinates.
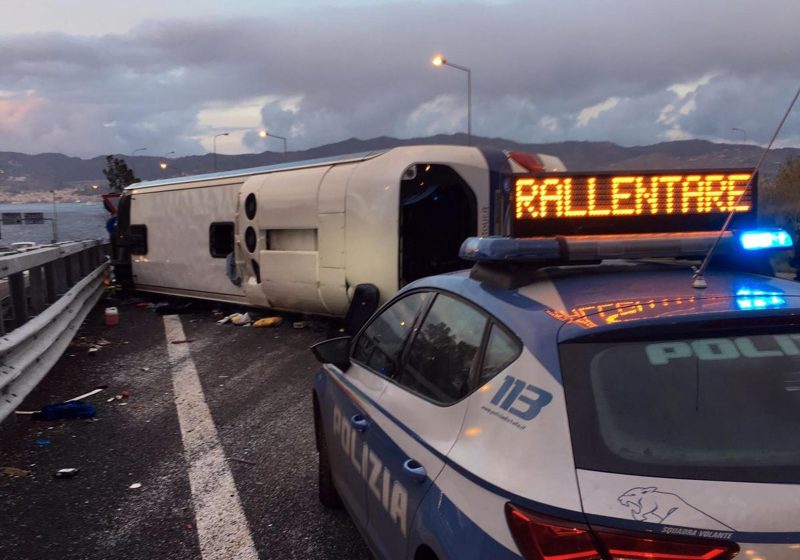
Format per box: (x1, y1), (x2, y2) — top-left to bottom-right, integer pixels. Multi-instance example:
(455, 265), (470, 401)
(0, 0), (798, 156)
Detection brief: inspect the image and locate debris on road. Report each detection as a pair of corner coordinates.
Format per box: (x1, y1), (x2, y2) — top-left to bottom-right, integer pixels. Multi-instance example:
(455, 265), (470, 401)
(218, 312), (252, 326)
(253, 317), (282, 328)
(54, 468), (80, 478)
(16, 386), (106, 415)
(141, 367), (150, 372)
(129, 482), (142, 489)
(171, 339), (195, 344)
(1, 467), (31, 477)
(104, 307), (119, 326)
(35, 439), (50, 447)
(292, 321), (307, 329)
(32, 401), (96, 421)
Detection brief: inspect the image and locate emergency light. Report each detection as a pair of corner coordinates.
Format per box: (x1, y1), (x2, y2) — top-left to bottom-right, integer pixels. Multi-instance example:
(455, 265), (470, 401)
(739, 229), (793, 250)
(460, 229), (793, 264)
(735, 286), (787, 310)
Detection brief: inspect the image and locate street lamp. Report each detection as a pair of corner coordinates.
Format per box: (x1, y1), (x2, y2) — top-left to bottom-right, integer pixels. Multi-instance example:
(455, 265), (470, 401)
(259, 129), (288, 161)
(432, 54), (472, 146)
(732, 127), (747, 144)
(213, 133), (229, 171)
(160, 151), (175, 170)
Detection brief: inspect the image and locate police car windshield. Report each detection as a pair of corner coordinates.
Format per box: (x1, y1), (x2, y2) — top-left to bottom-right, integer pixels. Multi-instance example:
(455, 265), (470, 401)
(561, 330), (800, 483)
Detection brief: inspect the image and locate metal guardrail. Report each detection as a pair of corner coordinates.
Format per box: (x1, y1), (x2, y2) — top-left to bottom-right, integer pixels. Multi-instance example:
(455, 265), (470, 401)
(0, 240), (109, 422)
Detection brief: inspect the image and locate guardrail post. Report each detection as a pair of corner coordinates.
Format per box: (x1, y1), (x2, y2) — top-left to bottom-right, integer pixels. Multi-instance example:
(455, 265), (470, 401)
(44, 261), (58, 303)
(64, 255), (75, 288)
(9, 272), (28, 328)
(29, 266), (46, 314)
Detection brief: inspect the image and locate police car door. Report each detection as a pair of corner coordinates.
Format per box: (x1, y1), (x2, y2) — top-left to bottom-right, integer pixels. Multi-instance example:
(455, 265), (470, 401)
(366, 292), (487, 560)
(336, 292), (432, 533)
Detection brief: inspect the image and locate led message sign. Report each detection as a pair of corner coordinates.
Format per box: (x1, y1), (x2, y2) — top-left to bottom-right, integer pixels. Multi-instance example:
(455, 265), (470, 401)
(512, 169), (756, 236)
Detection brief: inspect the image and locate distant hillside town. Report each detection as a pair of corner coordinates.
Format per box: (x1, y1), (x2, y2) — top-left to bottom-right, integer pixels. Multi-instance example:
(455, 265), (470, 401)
(1, 134), (798, 203)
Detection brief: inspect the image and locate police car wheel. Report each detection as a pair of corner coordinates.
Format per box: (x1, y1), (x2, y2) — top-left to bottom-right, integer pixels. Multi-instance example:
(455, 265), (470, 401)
(318, 421), (342, 508)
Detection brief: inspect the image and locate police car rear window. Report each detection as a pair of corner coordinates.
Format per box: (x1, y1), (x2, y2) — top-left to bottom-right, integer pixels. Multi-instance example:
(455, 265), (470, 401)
(561, 332), (800, 483)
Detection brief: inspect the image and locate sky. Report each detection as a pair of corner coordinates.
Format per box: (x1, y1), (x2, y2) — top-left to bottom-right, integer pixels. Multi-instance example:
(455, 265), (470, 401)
(0, 0), (799, 158)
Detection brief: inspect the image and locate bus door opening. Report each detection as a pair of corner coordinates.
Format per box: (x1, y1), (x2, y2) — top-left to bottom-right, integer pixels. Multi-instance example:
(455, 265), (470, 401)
(399, 164), (477, 286)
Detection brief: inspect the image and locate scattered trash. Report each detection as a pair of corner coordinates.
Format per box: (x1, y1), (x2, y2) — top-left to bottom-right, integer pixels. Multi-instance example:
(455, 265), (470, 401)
(35, 439), (50, 447)
(106, 397), (116, 403)
(119, 402), (128, 406)
(121, 390), (131, 399)
(218, 312), (252, 326)
(253, 317), (282, 328)
(171, 339), (195, 344)
(129, 482), (142, 489)
(104, 307), (119, 326)
(141, 367), (150, 372)
(292, 321), (307, 329)
(186, 523), (193, 530)
(135, 302), (152, 308)
(67, 386), (107, 402)
(16, 386), (106, 415)
(32, 401), (96, 421)
(88, 347), (99, 355)
(229, 457), (257, 466)
(231, 312), (252, 326)
(54, 468), (80, 478)
(1, 467), (31, 477)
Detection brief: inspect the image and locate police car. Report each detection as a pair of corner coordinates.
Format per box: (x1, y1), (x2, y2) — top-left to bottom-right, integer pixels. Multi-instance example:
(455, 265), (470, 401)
(311, 169), (800, 560)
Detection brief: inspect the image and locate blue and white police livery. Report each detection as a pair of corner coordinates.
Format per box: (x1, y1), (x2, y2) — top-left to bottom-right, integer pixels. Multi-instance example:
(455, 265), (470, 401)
(311, 168), (800, 560)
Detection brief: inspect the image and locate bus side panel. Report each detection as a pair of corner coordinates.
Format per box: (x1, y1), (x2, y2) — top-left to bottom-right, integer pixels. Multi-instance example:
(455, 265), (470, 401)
(247, 167), (329, 313)
(129, 182), (246, 300)
(344, 155), (402, 301)
(317, 163), (354, 315)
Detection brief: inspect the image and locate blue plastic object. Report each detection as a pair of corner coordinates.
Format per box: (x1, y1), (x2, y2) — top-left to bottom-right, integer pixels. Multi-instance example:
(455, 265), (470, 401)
(738, 229), (793, 250)
(32, 401), (97, 421)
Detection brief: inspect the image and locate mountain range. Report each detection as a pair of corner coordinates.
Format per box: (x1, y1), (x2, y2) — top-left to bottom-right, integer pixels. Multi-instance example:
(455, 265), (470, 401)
(1, 134), (798, 202)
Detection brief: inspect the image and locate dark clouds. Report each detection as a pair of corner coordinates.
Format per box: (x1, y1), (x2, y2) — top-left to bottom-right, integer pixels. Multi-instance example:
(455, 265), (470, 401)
(1, 0), (798, 157)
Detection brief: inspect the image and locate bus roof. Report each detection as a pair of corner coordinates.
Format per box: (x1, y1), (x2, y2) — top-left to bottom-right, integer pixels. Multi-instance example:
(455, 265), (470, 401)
(124, 150), (387, 191)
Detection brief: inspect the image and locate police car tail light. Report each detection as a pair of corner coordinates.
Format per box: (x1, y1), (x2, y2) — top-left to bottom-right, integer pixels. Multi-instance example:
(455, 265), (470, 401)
(593, 527), (739, 560)
(505, 505), (602, 560)
(506, 504), (739, 560)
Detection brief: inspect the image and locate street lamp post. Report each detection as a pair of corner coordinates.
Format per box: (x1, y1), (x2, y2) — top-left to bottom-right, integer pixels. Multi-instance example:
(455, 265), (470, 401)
(131, 147), (147, 179)
(213, 133), (229, 172)
(732, 127), (747, 144)
(432, 55), (472, 146)
(259, 129), (288, 161)
(50, 190), (59, 243)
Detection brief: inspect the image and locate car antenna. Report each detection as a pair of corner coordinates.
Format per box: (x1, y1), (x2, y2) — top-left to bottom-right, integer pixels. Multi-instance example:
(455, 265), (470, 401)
(692, 86), (800, 289)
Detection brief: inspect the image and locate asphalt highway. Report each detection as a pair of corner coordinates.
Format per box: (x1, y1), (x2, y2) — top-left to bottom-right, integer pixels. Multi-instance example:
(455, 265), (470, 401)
(0, 296), (371, 560)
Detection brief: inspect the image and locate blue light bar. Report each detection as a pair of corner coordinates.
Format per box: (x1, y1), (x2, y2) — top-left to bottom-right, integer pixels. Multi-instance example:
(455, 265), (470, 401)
(735, 287), (787, 310)
(460, 237), (561, 262)
(738, 229), (793, 251)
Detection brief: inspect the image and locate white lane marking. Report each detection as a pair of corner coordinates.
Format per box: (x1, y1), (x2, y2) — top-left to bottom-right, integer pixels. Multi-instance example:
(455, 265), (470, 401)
(164, 315), (259, 560)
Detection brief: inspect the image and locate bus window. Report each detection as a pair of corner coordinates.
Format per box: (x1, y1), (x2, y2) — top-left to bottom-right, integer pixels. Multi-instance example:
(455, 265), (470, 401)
(399, 164), (477, 285)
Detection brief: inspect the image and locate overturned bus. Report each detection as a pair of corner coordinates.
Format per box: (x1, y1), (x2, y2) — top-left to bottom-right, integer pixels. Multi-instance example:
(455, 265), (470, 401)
(113, 145), (565, 316)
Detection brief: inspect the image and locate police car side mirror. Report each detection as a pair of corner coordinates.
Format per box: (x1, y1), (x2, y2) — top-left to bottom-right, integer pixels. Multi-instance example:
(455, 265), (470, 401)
(311, 336), (352, 371)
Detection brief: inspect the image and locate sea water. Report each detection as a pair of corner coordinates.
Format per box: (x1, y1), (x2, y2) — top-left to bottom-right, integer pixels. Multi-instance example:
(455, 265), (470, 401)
(0, 202), (109, 246)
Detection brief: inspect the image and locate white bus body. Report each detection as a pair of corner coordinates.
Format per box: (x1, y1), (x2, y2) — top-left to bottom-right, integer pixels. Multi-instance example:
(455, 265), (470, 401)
(115, 145), (564, 316)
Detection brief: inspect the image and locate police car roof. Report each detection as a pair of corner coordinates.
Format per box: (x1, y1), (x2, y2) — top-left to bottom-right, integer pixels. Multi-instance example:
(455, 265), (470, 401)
(404, 262), (800, 341)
